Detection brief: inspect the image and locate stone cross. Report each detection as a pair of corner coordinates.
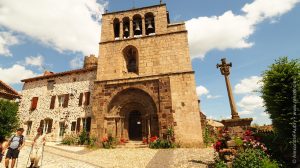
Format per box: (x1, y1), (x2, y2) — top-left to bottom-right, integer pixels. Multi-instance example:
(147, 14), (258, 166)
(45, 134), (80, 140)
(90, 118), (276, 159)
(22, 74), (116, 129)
(217, 58), (240, 119)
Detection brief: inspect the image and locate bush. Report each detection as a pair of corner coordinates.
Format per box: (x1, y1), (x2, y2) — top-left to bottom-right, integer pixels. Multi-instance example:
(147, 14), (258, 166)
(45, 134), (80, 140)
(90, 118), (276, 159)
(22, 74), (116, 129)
(61, 134), (79, 145)
(233, 148), (269, 168)
(79, 130), (89, 145)
(149, 137), (176, 149)
(214, 159), (227, 168)
(101, 134), (115, 149)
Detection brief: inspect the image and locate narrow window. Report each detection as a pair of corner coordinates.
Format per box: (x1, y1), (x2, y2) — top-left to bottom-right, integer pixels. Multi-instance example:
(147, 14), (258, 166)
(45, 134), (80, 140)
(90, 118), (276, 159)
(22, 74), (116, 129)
(84, 92), (90, 106)
(113, 18), (120, 39)
(79, 93), (83, 106)
(46, 119), (53, 134)
(71, 121), (76, 131)
(59, 122), (65, 137)
(123, 46), (138, 73)
(76, 118), (81, 133)
(86, 117), (91, 132)
(58, 95), (65, 107)
(50, 96), (56, 109)
(30, 97), (38, 111)
(47, 80), (55, 90)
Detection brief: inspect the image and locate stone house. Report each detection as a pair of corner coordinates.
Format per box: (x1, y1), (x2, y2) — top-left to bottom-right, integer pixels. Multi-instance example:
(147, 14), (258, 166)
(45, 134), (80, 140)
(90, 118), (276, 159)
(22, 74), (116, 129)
(19, 57), (97, 141)
(19, 4), (204, 146)
(0, 80), (20, 101)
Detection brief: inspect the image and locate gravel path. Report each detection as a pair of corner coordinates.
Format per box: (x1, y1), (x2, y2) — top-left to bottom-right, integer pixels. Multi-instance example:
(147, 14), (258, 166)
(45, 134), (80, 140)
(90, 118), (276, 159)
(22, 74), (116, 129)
(1, 146), (214, 168)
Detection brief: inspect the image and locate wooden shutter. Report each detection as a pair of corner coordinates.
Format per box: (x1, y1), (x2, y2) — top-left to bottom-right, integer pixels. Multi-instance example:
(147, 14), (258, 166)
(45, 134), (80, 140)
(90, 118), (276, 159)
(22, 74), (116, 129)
(78, 93), (83, 106)
(84, 92), (90, 106)
(31, 97), (38, 110)
(47, 119), (53, 133)
(76, 118), (81, 133)
(50, 96), (56, 109)
(63, 94), (69, 108)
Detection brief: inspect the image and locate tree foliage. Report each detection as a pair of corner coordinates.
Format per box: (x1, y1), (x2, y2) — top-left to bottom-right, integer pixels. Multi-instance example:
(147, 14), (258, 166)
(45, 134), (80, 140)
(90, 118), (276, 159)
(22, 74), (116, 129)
(260, 57), (300, 165)
(0, 99), (19, 137)
(261, 57), (299, 138)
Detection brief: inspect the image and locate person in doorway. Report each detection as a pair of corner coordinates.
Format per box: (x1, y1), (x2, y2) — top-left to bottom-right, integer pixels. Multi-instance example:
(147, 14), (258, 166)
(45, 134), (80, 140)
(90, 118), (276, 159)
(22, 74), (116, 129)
(29, 128), (46, 168)
(5, 128), (25, 168)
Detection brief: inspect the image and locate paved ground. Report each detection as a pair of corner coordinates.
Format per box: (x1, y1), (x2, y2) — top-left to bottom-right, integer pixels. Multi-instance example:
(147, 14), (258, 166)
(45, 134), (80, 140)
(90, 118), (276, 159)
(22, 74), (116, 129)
(1, 145), (214, 168)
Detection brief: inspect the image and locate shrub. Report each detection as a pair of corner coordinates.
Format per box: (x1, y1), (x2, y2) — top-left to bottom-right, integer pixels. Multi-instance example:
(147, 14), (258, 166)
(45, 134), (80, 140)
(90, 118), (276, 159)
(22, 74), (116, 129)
(79, 130), (89, 145)
(61, 134), (79, 145)
(149, 136), (176, 149)
(232, 148), (268, 168)
(101, 134), (115, 149)
(214, 159), (227, 168)
(203, 125), (216, 147)
(0, 99), (19, 137)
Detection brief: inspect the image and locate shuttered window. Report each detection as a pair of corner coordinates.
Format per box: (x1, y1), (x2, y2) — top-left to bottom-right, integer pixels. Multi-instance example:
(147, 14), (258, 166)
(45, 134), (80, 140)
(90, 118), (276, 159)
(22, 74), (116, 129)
(50, 96), (56, 109)
(30, 97), (38, 110)
(63, 94), (69, 108)
(84, 92), (90, 106)
(86, 117), (91, 132)
(78, 93), (83, 106)
(47, 119), (53, 133)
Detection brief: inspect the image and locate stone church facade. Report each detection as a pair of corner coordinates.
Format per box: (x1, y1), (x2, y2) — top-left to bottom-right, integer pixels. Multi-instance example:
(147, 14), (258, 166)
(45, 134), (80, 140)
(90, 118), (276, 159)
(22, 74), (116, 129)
(19, 4), (203, 146)
(91, 4), (203, 146)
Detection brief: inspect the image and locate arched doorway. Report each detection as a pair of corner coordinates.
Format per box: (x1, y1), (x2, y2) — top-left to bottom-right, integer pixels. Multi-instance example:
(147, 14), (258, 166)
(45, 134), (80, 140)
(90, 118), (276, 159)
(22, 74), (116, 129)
(129, 111), (142, 140)
(107, 88), (159, 140)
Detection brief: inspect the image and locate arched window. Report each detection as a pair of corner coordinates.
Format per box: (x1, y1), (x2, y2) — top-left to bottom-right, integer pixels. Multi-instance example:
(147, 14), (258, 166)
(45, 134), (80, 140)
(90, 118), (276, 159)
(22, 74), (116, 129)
(123, 17), (130, 39)
(113, 18), (120, 39)
(145, 13), (155, 35)
(133, 14), (142, 36)
(123, 46), (138, 73)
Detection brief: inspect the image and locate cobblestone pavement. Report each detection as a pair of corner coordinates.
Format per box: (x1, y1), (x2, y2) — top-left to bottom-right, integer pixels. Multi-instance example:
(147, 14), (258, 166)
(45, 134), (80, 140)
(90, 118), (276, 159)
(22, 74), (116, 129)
(1, 146), (214, 168)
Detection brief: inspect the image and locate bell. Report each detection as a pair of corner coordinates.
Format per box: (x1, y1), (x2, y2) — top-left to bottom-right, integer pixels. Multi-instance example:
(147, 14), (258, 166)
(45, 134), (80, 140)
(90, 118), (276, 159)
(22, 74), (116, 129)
(124, 26), (129, 33)
(147, 23), (153, 30)
(135, 24), (141, 32)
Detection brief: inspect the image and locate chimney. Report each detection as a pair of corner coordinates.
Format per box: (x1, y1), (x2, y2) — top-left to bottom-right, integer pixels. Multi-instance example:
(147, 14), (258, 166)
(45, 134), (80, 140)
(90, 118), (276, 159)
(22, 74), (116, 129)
(83, 54), (98, 69)
(43, 71), (54, 76)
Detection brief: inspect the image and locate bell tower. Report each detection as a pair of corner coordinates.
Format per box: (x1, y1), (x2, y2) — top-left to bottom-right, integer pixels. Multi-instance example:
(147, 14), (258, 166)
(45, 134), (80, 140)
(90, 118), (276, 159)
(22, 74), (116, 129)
(92, 4), (203, 147)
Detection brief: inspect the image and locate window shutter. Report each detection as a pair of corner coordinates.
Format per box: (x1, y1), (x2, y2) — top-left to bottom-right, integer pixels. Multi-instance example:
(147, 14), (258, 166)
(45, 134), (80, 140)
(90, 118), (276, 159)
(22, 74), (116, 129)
(47, 119), (53, 133)
(63, 94), (69, 108)
(31, 97), (38, 110)
(79, 93), (83, 106)
(76, 118), (81, 133)
(39, 120), (44, 129)
(84, 92), (90, 106)
(50, 96), (56, 109)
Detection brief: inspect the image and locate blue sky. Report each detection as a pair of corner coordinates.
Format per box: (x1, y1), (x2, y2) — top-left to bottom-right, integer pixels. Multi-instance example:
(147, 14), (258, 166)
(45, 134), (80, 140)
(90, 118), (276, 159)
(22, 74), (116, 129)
(0, 0), (299, 125)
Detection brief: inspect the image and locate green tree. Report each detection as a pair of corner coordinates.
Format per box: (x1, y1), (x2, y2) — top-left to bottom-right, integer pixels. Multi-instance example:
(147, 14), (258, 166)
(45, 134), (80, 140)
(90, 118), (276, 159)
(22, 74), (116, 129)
(260, 57), (300, 165)
(0, 99), (19, 137)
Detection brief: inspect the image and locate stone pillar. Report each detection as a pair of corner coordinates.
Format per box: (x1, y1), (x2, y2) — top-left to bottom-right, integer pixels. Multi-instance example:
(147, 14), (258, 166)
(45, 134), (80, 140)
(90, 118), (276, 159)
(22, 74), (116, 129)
(130, 19), (133, 38)
(120, 21), (123, 40)
(147, 119), (151, 138)
(142, 17), (146, 36)
(224, 75), (239, 119)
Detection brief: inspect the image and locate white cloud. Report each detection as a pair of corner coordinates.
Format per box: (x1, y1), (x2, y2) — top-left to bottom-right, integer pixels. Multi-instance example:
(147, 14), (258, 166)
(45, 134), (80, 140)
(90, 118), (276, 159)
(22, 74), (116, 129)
(0, 64), (37, 84)
(239, 110), (253, 115)
(25, 55), (44, 68)
(207, 94), (222, 99)
(70, 56), (83, 69)
(234, 76), (262, 94)
(186, 0), (300, 59)
(196, 85), (209, 97)
(0, 0), (107, 55)
(237, 94), (264, 111)
(0, 32), (19, 56)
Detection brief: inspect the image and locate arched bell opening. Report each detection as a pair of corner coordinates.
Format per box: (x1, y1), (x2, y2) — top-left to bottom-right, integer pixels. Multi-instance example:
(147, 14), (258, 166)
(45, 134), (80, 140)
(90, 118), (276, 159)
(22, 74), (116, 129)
(133, 14), (142, 36)
(113, 18), (120, 39)
(145, 12), (155, 35)
(122, 17), (130, 39)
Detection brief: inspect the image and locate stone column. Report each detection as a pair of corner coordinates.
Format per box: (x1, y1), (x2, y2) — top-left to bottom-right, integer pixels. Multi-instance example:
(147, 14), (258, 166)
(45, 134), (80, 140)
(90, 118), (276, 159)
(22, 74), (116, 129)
(142, 17), (146, 36)
(120, 21), (123, 40)
(130, 19), (133, 38)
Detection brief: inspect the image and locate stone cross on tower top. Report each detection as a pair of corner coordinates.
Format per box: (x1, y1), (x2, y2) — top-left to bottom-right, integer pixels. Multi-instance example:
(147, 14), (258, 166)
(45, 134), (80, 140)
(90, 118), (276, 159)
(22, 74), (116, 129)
(217, 58), (240, 119)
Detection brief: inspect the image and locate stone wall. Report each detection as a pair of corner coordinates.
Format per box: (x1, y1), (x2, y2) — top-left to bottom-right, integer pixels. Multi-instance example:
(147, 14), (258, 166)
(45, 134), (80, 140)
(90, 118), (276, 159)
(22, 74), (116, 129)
(19, 70), (96, 141)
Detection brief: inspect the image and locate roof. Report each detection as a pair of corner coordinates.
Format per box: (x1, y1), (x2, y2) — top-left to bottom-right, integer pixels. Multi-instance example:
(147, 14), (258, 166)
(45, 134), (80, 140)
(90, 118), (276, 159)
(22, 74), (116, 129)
(207, 119), (224, 127)
(103, 4), (166, 16)
(0, 80), (20, 98)
(21, 67), (97, 83)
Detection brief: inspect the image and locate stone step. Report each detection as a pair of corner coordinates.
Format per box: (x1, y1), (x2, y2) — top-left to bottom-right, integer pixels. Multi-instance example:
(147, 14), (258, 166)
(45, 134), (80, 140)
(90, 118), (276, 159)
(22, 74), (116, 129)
(116, 141), (148, 148)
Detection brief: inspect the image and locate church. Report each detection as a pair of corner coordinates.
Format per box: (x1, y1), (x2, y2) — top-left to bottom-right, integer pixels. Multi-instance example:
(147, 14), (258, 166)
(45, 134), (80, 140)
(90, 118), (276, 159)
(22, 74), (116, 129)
(19, 4), (203, 147)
